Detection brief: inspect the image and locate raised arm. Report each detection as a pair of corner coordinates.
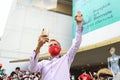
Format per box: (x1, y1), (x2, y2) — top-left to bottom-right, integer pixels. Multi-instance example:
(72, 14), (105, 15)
(66, 11), (83, 64)
(29, 34), (49, 72)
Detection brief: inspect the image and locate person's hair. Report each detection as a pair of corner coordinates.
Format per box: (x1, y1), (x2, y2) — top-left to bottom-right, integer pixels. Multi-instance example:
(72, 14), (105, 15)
(99, 73), (113, 77)
(16, 67), (20, 70)
(49, 39), (61, 47)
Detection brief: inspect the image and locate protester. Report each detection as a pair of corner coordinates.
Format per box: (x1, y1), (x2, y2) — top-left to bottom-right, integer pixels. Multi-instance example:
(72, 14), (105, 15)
(10, 67), (21, 80)
(29, 11), (83, 80)
(78, 71), (91, 80)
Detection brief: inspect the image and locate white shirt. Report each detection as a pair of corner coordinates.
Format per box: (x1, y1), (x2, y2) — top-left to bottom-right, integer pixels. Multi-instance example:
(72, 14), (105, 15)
(29, 26), (83, 80)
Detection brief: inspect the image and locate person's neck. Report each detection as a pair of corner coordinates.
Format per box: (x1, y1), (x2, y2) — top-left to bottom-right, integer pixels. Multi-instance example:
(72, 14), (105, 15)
(51, 54), (61, 58)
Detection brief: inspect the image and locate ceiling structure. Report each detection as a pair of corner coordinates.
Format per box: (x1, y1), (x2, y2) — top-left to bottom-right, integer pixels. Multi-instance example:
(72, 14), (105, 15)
(50, 0), (72, 16)
(17, 0), (72, 16)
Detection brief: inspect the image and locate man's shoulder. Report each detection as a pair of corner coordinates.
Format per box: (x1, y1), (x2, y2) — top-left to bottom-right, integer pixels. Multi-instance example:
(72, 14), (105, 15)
(10, 71), (15, 77)
(10, 71), (16, 75)
(11, 71), (15, 73)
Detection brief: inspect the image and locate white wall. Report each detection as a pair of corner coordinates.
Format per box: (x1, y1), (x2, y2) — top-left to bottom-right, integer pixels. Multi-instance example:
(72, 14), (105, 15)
(0, 0), (16, 38)
(81, 21), (120, 47)
(0, 1), (72, 75)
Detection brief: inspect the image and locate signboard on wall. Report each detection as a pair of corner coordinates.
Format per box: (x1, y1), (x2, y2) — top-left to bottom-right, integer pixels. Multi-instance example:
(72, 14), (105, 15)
(72, 0), (120, 38)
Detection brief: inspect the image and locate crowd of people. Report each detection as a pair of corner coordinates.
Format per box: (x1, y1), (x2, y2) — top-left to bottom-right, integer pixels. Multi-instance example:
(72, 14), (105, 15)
(0, 65), (42, 80)
(76, 68), (113, 80)
(0, 66), (118, 80)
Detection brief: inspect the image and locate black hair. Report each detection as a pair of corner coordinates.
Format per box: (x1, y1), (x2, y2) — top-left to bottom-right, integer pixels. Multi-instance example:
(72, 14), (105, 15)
(99, 73), (113, 78)
(16, 67), (20, 70)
